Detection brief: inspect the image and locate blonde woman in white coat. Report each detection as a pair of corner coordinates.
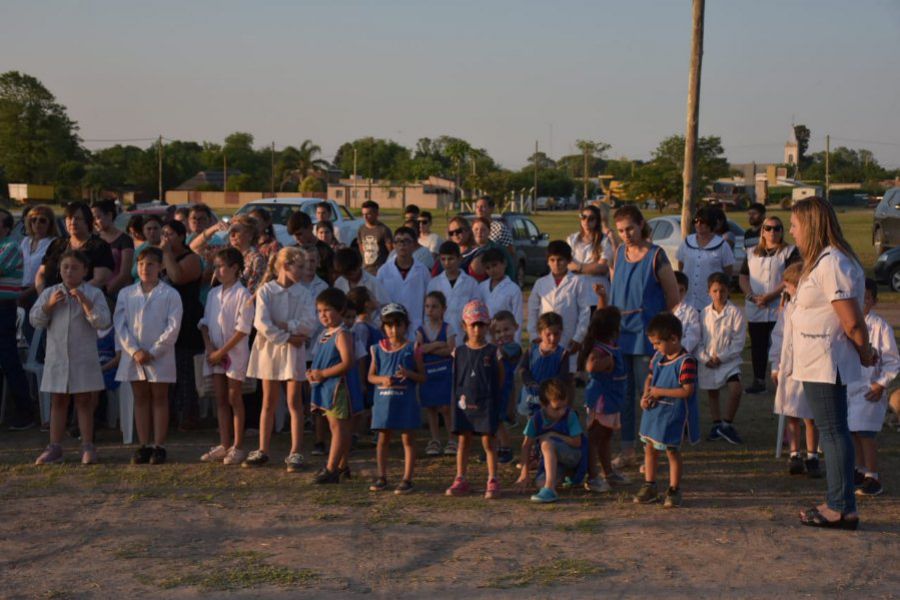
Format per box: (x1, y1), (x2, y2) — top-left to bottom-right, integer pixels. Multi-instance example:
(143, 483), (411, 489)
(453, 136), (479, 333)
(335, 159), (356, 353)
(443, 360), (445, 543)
(198, 247), (254, 466)
(243, 246), (316, 472)
(697, 272), (746, 445)
(114, 247), (183, 465)
(769, 263), (820, 477)
(31, 250), (111, 465)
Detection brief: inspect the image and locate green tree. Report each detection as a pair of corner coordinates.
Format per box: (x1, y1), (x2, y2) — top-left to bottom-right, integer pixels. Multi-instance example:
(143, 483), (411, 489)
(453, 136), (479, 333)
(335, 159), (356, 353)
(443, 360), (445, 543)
(299, 175), (325, 194)
(803, 146), (887, 183)
(225, 173), (254, 191)
(296, 139), (328, 179)
(0, 71), (84, 186)
(626, 135), (728, 206)
(333, 137), (411, 181)
(793, 124), (811, 168)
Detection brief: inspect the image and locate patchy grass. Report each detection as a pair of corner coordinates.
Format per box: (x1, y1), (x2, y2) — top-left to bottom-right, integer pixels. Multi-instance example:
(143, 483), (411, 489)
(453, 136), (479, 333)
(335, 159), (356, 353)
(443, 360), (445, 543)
(485, 558), (605, 589)
(556, 516), (604, 534)
(144, 551), (318, 591)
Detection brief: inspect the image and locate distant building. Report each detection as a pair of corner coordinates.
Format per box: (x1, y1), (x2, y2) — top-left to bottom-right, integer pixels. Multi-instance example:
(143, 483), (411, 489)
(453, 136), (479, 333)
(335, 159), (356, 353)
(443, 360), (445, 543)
(784, 127), (799, 166)
(326, 176), (457, 209)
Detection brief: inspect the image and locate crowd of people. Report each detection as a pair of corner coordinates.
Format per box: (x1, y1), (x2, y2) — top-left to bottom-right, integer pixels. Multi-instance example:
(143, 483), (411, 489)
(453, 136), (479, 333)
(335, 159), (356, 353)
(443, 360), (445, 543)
(0, 195), (897, 529)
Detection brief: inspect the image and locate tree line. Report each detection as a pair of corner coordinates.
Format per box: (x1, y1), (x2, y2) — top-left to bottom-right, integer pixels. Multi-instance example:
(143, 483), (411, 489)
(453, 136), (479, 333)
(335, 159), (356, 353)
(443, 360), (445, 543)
(1, 71), (896, 207)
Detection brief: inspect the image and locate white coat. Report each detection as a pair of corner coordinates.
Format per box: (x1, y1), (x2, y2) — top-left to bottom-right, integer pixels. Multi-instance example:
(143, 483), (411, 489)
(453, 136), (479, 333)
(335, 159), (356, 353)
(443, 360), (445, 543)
(426, 270), (481, 340)
(377, 256), (431, 335)
(301, 275), (329, 356)
(198, 282), (254, 381)
(848, 311), (900, 432)
(769, 300), (813, 419)
(566, 232), (613, 304)
(479, 276), (524, 342)
(114, 281), (183, 383)
(673, 301), (701, 357)
(790, 247), (865, 385)
(247, 280), (316, 381)
(527, 272), (592, 370)
(744, 245), (796, 323)
(30, 283), (110, 394)
(697, 301), (746, 390)
(677, 234), (735, 311)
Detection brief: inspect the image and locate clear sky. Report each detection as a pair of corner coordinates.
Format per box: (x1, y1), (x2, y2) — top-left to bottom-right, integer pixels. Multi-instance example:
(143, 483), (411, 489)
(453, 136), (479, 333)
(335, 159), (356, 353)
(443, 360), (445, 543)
(3, 0), (899, 169)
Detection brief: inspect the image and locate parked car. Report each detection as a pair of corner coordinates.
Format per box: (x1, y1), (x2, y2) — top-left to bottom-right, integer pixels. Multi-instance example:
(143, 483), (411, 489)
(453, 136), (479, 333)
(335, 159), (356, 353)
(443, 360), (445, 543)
(873, 186), (900, 255)
(463, 212), (550, 286)
(874, 246), (900, 292)
(647, 215), (746, 271)
(230, 197), (363, 248)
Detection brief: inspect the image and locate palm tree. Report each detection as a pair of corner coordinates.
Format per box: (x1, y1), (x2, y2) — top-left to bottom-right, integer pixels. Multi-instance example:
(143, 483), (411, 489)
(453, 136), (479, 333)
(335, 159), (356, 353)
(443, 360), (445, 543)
(297, 139), (329, 179)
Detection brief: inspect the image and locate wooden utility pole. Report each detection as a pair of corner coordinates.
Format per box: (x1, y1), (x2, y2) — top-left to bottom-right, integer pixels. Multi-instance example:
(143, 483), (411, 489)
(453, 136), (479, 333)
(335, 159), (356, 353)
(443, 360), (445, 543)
(825, 134), (830, 202)
(270, 142), (275, 195)
(533, 140), (539, 212)
(582, 145), (589, 210)
(351, 146), (357, 208)
(157, 135), (163, 203)
(680, 0), (705, 239)
(223, 153), (228, 193)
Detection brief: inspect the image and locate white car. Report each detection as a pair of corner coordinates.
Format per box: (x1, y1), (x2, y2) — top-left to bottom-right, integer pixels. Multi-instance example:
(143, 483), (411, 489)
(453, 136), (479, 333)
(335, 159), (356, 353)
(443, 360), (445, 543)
(647, 215), (746, 270)
(227, 197), (363, 248)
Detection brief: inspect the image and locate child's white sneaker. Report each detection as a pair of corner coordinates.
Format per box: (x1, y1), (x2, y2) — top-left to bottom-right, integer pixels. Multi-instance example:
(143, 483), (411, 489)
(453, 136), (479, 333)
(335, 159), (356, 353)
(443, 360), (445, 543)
(223, 447), (247, 465)
(584, 476), (611, 493)
(201, 445), (228, 462)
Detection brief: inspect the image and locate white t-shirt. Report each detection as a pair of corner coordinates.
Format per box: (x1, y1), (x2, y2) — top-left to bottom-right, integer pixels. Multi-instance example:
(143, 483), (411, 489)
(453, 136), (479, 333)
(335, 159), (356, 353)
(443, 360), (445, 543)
(419, 232), (443, 255)
(566, 232), (613, 301)
(790, 247), (865, 385)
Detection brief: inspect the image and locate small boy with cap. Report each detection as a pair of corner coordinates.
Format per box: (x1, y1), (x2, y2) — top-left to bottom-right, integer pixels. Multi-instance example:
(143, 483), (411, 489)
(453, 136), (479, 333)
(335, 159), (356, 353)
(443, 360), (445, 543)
(446, 300), (505, 500)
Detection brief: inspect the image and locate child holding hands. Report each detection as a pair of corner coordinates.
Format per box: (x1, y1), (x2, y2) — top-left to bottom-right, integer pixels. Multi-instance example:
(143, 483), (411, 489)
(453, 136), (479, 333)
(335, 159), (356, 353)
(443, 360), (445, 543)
(32, 250), (111, 465)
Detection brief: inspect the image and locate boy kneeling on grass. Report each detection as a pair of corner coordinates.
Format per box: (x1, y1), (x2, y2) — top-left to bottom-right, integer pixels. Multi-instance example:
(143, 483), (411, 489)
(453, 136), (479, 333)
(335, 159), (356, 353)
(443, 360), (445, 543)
(634, 312), (700, 508)
(514, 377), (584, 503)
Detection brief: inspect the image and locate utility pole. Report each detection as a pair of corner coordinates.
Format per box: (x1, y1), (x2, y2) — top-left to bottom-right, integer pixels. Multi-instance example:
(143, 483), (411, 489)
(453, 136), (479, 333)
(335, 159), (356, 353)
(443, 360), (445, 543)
(825, 134), (830, 202)
(680, 0), (705, 239)
(352, 146), (357, 208)
(223, 153), (228, 193)
(270, 142), (275, 195)
(582, 144), (589, 210)
(533, 140), (539, 213)
(157, 135), (163, 203)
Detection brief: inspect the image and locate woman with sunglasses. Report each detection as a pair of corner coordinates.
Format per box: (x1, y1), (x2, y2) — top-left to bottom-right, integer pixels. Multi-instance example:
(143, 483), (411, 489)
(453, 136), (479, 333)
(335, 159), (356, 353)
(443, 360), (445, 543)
(676, 206), (735, 311)
(435, 217), (478, 276)
(19, 204), (59, 305)
(567, 205), (612, 305)
(739, 216), (800, 394)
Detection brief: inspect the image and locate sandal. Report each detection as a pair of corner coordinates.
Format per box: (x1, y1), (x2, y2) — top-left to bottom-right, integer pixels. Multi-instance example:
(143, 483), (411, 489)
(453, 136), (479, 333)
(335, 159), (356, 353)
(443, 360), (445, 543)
(799, 507), (859, 530)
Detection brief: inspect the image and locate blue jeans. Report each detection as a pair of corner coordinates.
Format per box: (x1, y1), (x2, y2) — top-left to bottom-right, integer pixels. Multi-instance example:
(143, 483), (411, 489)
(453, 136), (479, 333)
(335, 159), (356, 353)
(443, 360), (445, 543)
(0, 300), (31, 420)
(803, 378), (857, 514)
(622, 354), (650, 448)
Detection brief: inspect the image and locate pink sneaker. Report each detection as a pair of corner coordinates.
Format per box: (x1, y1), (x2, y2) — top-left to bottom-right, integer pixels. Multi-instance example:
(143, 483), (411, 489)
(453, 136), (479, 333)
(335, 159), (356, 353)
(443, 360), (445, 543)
(445, 477), (471, 496)
(485, 478), (501, 500)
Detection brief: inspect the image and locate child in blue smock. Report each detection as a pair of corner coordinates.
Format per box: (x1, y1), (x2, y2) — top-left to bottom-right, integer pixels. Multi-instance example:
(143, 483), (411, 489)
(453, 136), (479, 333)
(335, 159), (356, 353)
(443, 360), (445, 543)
(491, 310), (522, 464)
(514, 377), (585, 503)
(308, 288), (363, 485)
(346, 286), (382, 447)
(446, 300), (505, 500)
(579, 304), (628, 494)
(416, 291), (456, 457)
(517, 311), (570, 415)
(368, 303), (426, 495)
(634, 313), (699, 509)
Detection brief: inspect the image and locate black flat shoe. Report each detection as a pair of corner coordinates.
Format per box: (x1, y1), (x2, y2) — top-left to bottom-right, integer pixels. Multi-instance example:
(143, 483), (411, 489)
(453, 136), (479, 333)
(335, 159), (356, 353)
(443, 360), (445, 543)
(799, 507), (859, 530)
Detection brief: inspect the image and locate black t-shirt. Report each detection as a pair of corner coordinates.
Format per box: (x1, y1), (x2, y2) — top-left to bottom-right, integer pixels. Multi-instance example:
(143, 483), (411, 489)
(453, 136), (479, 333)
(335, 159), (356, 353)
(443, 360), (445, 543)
(743, 226), (761, 250)
(42, 235), (115, 288)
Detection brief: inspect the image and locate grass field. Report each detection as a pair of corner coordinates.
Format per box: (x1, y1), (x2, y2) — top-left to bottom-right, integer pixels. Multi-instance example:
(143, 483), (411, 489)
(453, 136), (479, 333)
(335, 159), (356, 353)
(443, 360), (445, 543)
(1, 204), (898, 597)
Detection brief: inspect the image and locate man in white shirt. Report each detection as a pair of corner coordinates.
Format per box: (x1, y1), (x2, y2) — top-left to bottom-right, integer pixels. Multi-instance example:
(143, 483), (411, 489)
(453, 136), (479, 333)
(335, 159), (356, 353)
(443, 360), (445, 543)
(376, 226), (431, 335)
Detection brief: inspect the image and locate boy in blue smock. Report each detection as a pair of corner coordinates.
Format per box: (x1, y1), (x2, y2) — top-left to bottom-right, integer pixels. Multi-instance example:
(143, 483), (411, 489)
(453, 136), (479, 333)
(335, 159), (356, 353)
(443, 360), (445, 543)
(634, 313), (699, 508)
(513, 377), (584, 503)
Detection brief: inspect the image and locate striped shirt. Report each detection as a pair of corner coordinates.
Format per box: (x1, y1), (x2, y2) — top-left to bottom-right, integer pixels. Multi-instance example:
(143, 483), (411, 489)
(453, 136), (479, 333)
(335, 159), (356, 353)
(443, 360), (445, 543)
(0, 237), (23, 300)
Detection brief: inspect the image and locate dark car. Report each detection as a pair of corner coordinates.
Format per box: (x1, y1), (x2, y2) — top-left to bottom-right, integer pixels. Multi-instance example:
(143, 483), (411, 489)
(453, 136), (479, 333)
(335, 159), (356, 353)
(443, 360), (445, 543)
(873, 187), (900, 255)
(874, 245), (900, 292)
(463, 212), (550, 285)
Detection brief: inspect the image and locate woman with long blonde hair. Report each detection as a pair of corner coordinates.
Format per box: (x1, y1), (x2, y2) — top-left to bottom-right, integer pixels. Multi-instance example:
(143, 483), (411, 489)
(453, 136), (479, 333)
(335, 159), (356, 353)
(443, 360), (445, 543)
(790, 197), (874, 530)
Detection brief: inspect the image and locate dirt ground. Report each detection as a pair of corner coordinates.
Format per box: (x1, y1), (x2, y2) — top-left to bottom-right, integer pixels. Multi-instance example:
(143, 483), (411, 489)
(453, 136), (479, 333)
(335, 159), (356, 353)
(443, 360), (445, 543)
(1, 372), (899, 599)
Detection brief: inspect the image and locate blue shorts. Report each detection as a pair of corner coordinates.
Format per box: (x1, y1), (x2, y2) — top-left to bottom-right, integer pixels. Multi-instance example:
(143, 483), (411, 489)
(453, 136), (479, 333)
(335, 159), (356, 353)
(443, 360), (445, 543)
(549, 437), (582, 468)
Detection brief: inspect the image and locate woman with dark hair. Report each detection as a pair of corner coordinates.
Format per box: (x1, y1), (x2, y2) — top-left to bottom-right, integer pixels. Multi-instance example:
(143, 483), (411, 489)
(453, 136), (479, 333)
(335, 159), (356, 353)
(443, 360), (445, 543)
(608, 204), (680, 468)
(248, 207), (282, 262)
(567, 204), (613, 305)
(791, 197), (873, 530)
(37, 202), (114, 293)
(433, 216), (479, 277)
(160, 219), (204, 429)
(739, 215), (800, 394)
(91, 199), (135, 297)
(126, 215), (145, 243)
(676, 206), (735, 311)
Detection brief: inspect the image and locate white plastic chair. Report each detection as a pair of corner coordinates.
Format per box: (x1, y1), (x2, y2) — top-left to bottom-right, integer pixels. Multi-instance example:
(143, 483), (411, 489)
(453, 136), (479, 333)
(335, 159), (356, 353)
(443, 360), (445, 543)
(22, 328), (51, 425)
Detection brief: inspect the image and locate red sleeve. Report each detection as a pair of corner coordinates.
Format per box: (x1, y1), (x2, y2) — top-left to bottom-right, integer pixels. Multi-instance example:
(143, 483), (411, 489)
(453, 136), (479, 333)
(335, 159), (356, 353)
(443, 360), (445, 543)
(679, 356), (698, 385)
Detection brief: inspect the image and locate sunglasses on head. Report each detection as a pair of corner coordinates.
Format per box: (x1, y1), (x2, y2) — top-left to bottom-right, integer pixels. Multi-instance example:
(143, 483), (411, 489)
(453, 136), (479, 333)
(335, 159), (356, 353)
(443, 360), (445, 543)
(763, 224), (783, 232)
